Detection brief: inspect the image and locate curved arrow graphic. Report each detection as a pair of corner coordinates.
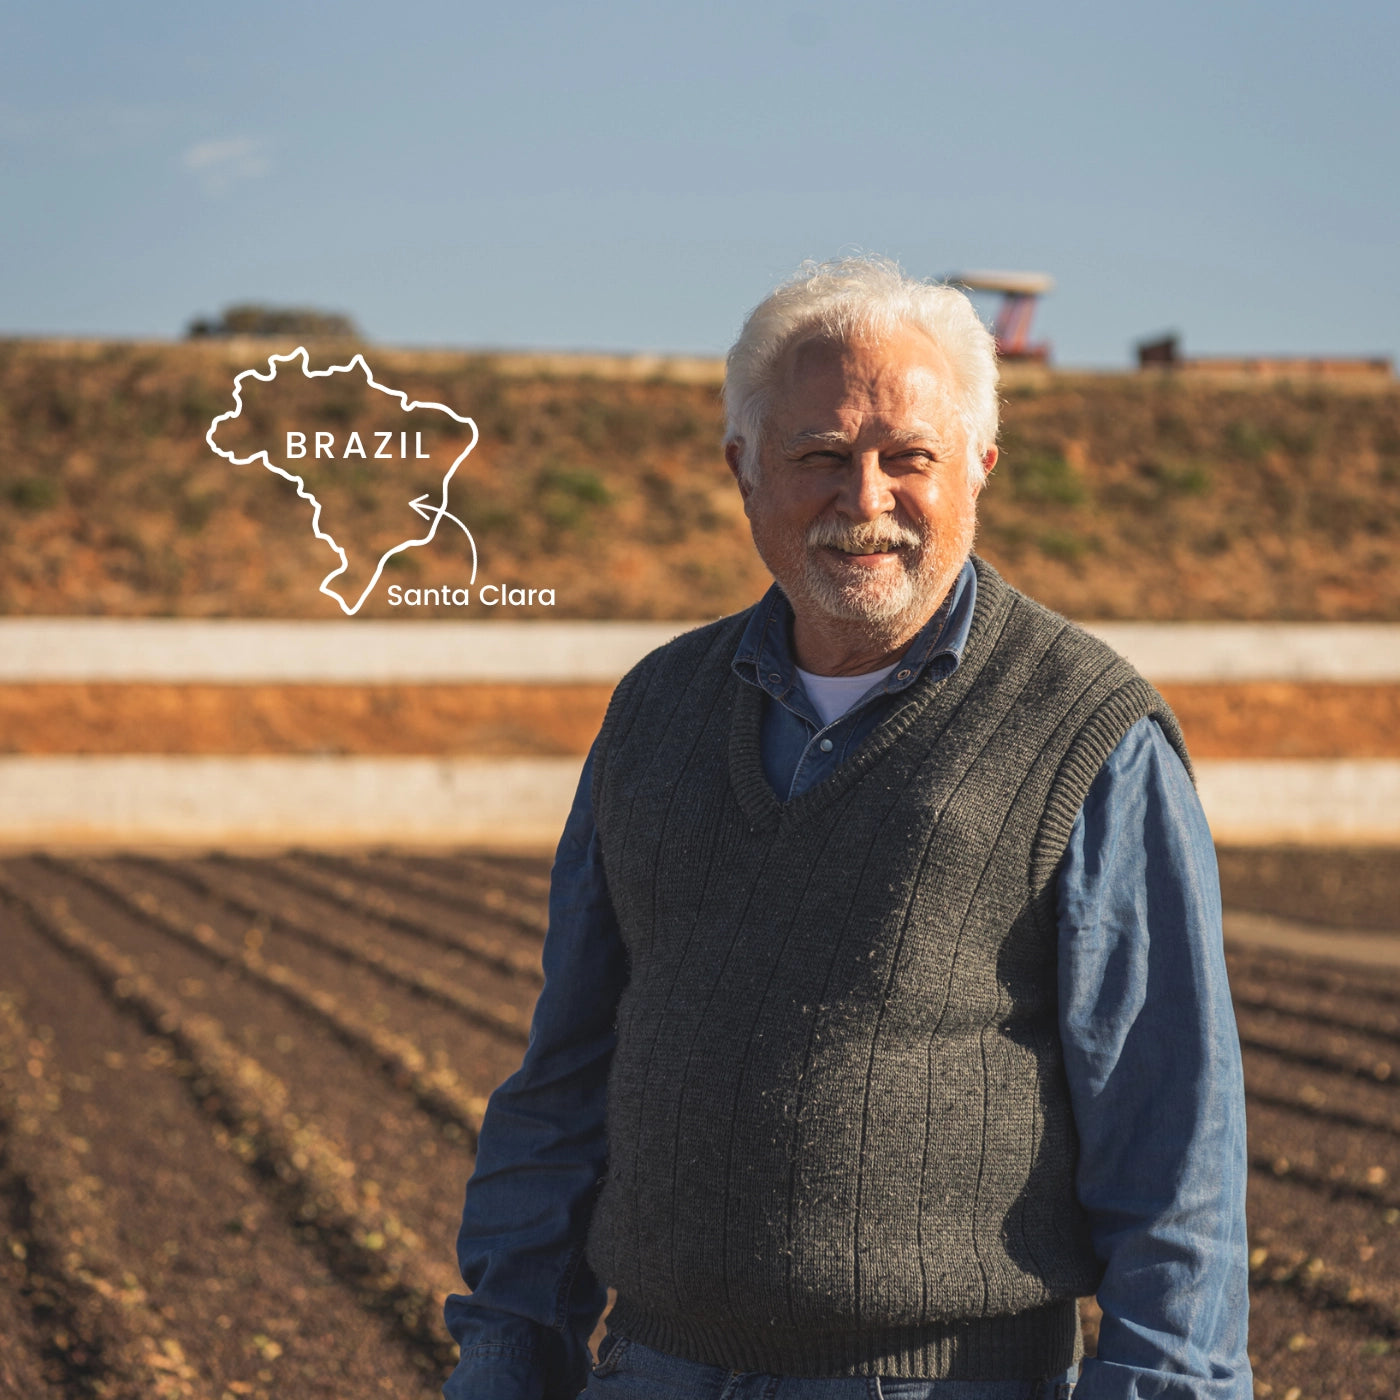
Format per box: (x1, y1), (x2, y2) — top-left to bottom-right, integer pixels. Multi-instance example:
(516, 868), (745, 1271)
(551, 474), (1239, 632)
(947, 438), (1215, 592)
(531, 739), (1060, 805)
(408, 494), (479, 585)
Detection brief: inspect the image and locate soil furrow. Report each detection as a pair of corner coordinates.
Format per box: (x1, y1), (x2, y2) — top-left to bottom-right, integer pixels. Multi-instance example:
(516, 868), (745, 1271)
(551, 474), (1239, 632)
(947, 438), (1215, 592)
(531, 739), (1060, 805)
(0, 1162), (74, 1400)
(0, 875), (465, 1339)
(1246, 1097), (1400, 1207)
(1247, 1169), (1400, 1323)
(100, 855), (533, 1114)
(0, 885), (451, 1399)
(289, 845), (551, 946)
(1243, 1274), (1398, 1400)
(0, 1184), (61, 1400)
(6, 851), (520, 1321)
(373, 849), (553, 908)
(2, 858), (500, 1304)
(1246, 1237), (1400, 1340)
(0, 989), (212, 1399)
(1238, 1014), (1400, 1086)
(1246, 1085), (1400, 1140)
(269, 851), (549, 958)
(1233, 983), (1400, 1045)
(130, 856), (532, 1043)
(57, 857), (489, 1146)
(1219, 848), (1400, 936)
(1227, 946), (1400, 1009)
(1249, 1153), (1399, 1215)
(1243, 1048), (1400, 1142)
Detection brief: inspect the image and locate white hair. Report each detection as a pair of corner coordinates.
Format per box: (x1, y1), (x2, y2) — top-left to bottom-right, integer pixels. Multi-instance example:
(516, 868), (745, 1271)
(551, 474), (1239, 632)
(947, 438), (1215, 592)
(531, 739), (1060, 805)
(723, 255), (999, 487)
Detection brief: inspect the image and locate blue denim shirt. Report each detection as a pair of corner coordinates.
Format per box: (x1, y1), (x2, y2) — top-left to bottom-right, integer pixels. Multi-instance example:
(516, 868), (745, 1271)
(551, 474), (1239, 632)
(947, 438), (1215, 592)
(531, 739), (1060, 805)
(443, 560), (1252, 1400)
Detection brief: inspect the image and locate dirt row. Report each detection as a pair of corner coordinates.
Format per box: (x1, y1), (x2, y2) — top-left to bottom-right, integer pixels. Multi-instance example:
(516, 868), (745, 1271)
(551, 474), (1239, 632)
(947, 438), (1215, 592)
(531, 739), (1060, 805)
(0, 851), (546, 1398)
(2, 682), (1400, 760)
(0, 851), (1397, 1397)
(1218, 848), (1400, 932)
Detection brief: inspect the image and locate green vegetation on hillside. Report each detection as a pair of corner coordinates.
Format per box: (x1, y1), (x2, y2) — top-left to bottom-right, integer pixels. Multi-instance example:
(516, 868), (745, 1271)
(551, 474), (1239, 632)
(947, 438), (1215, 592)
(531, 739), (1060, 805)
(1, 339), (1398, 619)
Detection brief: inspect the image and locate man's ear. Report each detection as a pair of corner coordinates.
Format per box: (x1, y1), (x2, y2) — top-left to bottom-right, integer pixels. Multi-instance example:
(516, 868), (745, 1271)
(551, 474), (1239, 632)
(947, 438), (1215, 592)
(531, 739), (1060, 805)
(974, 445), (998, 498)
(724, 440), (753, 504)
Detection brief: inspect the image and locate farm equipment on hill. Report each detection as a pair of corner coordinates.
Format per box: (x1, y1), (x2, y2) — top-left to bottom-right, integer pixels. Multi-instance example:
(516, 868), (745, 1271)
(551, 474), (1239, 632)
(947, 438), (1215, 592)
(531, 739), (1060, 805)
(948, 270), (1054, 362)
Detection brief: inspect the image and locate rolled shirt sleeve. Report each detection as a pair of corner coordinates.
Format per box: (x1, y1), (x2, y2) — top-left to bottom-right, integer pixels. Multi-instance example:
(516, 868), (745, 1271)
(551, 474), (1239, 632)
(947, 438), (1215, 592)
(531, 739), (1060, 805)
(1057, 716), (1253, 1399)
(443, 745), (628, 1400)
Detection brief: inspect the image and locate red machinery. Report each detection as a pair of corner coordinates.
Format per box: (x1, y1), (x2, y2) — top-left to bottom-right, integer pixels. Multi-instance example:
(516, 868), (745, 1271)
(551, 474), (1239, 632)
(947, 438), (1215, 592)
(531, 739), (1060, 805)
(949, 270), (1055, 361)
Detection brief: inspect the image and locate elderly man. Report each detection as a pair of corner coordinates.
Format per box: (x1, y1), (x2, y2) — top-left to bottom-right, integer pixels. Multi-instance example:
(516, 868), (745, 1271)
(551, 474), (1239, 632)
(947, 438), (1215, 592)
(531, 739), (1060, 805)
(443, 258), (1251, 1400)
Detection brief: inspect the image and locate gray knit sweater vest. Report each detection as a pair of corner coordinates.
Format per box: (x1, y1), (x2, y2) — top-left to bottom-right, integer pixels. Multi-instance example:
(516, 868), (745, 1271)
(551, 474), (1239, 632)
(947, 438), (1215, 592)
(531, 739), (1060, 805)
(585, 556), (1191, 1380)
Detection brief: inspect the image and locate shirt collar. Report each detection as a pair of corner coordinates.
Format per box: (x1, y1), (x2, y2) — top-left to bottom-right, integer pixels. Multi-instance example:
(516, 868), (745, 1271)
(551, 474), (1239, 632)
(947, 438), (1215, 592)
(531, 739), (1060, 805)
(732, 555), (978, 706)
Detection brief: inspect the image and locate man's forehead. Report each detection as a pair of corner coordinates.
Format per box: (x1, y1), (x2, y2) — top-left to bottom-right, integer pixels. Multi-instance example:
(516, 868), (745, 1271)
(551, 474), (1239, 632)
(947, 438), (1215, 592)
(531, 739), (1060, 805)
(772, 328), (962, 423)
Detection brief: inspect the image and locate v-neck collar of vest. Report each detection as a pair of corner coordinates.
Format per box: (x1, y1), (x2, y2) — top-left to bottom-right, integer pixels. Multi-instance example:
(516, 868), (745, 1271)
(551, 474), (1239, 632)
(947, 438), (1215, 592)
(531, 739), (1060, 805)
(727, 555), (1018, 829)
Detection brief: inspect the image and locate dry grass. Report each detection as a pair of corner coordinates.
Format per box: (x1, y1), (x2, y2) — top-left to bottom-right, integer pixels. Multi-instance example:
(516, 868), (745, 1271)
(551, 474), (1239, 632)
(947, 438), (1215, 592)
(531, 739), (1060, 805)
(3, 339), (1399, 620)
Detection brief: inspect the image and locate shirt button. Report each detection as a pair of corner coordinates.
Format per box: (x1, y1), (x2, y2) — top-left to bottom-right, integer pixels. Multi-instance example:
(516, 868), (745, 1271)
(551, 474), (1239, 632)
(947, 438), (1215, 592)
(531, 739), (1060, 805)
(896, 669), (912, 680)
(768, 672), (781, 684)
(819, 738), (834, 753)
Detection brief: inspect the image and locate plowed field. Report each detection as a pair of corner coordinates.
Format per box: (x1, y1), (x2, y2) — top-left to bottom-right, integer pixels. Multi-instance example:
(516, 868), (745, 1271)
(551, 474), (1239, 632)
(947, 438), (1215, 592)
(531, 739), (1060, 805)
(1, 852), (1397, 1399)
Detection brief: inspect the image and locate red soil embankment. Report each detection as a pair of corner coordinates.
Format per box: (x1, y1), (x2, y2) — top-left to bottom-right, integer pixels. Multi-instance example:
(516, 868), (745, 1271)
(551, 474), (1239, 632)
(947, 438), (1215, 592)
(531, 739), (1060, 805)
(2, 681), (1398, 758)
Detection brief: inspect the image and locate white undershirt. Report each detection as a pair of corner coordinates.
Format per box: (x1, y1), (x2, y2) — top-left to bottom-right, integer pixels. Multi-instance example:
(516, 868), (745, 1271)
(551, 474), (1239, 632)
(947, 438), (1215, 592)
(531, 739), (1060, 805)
(794, 661), (901, 727)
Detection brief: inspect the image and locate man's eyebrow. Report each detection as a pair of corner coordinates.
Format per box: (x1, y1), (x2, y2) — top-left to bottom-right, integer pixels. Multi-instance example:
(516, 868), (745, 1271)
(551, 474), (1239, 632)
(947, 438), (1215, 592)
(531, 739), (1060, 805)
(781, 426), (946, 453)
(782, 430), (851, 452)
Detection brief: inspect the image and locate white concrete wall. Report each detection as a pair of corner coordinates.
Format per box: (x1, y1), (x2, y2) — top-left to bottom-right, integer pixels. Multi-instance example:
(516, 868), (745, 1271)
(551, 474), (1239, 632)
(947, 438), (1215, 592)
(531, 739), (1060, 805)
(2, 756), (1398, 850)
(3, 619), (1398, 847)
(0, 619), (692, 683)
(1193, 760), (1400, 844)
(5, 618), (1400, 683)
(0, 756), (583, 849)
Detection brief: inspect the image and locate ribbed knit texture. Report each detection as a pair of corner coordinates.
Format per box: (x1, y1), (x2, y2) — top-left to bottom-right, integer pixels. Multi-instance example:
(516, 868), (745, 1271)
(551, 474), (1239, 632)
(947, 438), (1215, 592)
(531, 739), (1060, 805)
(585, 556), (1191, 1380)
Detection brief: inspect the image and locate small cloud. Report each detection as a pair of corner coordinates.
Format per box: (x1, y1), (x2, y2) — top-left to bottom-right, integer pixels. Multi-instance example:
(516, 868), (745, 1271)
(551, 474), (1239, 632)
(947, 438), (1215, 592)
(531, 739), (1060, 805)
(182, 137), (269, 194)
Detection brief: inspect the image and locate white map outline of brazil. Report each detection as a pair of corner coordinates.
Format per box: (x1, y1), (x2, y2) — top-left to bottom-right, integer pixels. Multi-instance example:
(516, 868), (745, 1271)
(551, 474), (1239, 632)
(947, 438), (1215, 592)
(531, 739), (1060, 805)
(206, 347), (479, 616)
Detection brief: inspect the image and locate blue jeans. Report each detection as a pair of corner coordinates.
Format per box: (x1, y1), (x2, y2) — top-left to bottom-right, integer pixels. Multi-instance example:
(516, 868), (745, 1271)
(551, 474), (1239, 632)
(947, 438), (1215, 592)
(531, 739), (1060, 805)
(582, 1332), (1078, 1399)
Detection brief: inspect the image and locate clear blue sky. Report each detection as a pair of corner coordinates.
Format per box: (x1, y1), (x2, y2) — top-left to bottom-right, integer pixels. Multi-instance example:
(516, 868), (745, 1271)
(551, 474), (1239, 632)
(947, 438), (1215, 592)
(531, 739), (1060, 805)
(3, 1), (1395, 366)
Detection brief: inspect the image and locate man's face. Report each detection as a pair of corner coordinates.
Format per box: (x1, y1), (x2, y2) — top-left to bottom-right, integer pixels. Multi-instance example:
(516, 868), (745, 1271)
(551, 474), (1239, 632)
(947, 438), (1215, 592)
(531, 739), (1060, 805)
(729, 325), (991, 647)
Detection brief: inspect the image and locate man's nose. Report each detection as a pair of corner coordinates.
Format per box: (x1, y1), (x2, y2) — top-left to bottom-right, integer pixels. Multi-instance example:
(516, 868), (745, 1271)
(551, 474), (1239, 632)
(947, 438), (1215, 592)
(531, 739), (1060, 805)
(837, 451), (896, 519)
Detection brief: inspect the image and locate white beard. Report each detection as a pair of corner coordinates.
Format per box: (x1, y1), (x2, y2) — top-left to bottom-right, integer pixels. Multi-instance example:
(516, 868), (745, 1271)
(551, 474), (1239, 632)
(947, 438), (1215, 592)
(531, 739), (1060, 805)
(784, 509), (975, 639)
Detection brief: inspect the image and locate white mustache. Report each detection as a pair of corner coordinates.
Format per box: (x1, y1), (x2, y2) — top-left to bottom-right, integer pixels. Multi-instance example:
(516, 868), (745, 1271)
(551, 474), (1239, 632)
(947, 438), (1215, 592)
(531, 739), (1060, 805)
(805, 517), (924, 553)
